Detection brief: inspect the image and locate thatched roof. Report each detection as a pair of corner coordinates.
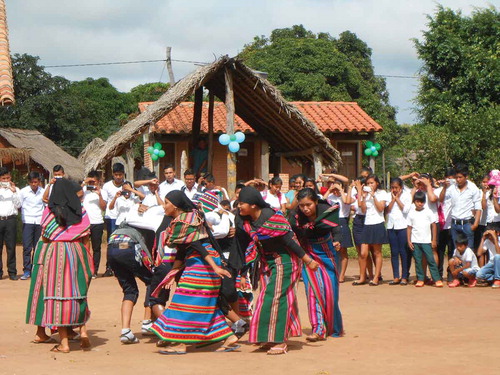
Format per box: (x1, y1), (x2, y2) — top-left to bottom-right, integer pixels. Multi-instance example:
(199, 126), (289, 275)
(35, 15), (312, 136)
(0, 128), (84, 179)
(78, 137), (104, 164)
(85, 56), (341, 173)
(0, 0), (14, 106)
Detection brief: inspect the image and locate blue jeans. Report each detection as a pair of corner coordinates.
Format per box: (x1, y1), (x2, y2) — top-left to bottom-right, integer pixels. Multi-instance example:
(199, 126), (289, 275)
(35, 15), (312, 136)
(388, 228), (409, 279)
(22, 223), (41, 273)
(476, 255), (500, 281)
(451, 221), (474, 249)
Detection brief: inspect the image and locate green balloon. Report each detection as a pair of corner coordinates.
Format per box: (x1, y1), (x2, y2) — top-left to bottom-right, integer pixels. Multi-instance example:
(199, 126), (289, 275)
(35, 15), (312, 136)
(158, 150), (166, 158)
(147, 146), (154, 154)
(151, 154), (159, 161)
(365, 140), (373, 148)
(229, 134), (236, 142)
(372, 150), (379, 157)
(364, 148), (372, 156)
(154, 142), (162, 150)
(374, 143), (381, 151)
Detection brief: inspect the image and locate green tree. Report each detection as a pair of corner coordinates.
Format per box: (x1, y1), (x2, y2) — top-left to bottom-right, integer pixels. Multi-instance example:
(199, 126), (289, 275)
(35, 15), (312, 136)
(128, 82), (170, 104)
(410, 5), (500, 179)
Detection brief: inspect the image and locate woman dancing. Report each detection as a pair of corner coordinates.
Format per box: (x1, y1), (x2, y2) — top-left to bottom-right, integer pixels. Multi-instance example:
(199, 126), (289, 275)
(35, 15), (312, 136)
(26, 178), (93, 353)
(290, 188), (344, 341)
(236, 186), (318, 355)
(150, 191), (239, 354)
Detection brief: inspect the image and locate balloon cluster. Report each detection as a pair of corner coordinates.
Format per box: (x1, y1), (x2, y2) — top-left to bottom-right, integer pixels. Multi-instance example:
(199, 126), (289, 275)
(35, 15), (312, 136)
(364, 141), (381, 157)
(218, 131), (245, 153)
(147, 142), (166, 161)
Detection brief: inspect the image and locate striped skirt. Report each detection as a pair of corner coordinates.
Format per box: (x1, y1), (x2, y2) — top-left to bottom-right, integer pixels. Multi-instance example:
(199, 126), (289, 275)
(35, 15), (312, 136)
(302, 234), (343, 338)
(26, 240), (93, 328)
(151, 244), (233, 343)
(249, 251), (302, 344)
(235, 273), (253, 321)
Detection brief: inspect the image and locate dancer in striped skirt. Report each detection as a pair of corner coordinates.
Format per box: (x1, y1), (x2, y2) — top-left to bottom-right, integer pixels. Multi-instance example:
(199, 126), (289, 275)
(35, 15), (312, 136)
(150, 190), (239, 354)
(236, 187), (319, 355)
(26, 178), (93, 353)
(290, 188), (344, 341)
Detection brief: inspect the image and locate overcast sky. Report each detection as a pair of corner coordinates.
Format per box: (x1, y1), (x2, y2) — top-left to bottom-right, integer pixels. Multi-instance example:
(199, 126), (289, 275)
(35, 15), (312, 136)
(5, 0), (495, 124)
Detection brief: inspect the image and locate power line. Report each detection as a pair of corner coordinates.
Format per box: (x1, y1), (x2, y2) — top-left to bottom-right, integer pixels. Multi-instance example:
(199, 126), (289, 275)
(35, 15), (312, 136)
(43, 58), (209, 68)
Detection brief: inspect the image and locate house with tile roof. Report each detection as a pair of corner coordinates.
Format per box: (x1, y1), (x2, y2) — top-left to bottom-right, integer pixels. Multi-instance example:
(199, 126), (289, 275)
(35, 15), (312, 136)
(140, 100), (382, 184)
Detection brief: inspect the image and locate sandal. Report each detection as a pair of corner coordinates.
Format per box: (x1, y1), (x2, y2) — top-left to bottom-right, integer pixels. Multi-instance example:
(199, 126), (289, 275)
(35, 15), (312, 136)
(215, 344), (241, 352)
(32, 337), (57, 344)
(50, 345), (69, 354)
(159, 348), (187, 355)
(369, 281), (379, 286)
(267, 343), (288, 355)
(415, 281), (425, 288)
(389, 279), (401, 285)
(258, 343), (274, 351)
(434, 280), (444, 288)
(400, 279), (408, 286)
(305, 333), (325, 342)
(352, 281), (367, 286)
(120, 330), (139, 344)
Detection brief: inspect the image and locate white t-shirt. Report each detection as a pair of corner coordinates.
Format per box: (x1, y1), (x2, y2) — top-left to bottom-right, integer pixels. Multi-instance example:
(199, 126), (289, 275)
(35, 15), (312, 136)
(142, 191), (159, 207)
(158, 179), (185, 200)
(482, 237), (499, 262)
(327, 194), (351, 219)
(410, 189), (439, 223)
(101, 181), (123, 219)
(82, 187), (104, 225)
(115, 196), (138, 225)
(364, 189), (390, 225)
(264, 192), (287, 210)
(386, 190), (412, 230)
(452, 247), (480, 271)
(20, 186), (45, 224)
(407, 207), (435, 243)
(485, 191), (500, 224)
(351, 187), (364, 216)
(436, 186), (453, 229)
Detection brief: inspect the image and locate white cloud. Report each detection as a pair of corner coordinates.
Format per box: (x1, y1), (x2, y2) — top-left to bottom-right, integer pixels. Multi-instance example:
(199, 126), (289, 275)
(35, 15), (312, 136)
(4, 0), (494, 124)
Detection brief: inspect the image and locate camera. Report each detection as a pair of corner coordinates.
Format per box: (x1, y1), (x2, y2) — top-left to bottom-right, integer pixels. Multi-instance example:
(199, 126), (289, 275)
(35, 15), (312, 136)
(121, 190), (130, 198)
(0, 181), (10, 188)
(363, 186), (372, 193)
(87, 185), (96, 191)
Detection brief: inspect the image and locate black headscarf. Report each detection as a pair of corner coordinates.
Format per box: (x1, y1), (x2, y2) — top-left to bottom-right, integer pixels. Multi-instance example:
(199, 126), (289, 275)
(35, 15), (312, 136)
(48, 178), (82, 227)
(238, 186), (270, 208)
(165, 190), (197, 212)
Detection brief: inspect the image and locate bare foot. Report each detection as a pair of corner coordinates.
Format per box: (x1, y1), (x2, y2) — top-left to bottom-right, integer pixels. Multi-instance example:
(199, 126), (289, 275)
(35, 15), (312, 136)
(222, 334), (238, 348)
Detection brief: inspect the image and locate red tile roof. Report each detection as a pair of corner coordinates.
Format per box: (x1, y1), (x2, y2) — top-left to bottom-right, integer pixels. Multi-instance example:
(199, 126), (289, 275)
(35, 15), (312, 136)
(139, 101), (382, 134)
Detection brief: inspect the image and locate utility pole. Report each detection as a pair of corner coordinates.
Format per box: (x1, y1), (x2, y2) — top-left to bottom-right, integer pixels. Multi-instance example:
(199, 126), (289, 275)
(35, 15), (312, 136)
(166, 47), (175, 86)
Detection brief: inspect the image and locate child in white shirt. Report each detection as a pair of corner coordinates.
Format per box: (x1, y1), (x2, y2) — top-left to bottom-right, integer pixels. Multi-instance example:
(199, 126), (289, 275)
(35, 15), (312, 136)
(448, 233), (480, 288)
(475, 227), (500, 288)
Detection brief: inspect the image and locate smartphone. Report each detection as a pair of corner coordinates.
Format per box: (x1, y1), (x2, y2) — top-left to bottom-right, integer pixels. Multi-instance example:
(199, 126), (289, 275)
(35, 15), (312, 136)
(447, 178), (456, 185)
(363, 186), (372, 193)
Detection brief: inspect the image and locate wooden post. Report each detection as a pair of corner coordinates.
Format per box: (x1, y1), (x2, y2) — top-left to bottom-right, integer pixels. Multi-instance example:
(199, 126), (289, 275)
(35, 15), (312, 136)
(261, 140), (269, 180)
(369, 156), (375, 174)
(166, 47), (175, 86)
(192, 87), (203, 147)
(225, 67), (236, 194)
(313, 151), (323, 181)
(207, 92), (215, 174)
(180, 150), (188, 180)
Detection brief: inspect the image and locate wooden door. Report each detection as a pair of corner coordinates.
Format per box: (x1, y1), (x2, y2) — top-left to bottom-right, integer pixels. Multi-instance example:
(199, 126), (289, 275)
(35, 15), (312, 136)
(337, 142), (358, 180)
(236, 141), (255, 182)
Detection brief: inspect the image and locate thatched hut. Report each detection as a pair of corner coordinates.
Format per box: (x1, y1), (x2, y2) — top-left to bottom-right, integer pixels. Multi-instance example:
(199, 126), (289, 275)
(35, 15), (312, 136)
(0, 128), (84, 180)
(85, 56), (341, 191)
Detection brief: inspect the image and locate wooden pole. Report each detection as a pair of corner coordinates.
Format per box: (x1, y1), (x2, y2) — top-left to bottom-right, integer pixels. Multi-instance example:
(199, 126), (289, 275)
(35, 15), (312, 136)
(313, 151), (323, 181)
(207, 92), (215, 174)
(225, 67), (236, 194)
(192, 87), (203, 147)
(261, 140), (269, 180)
(166, 47), (175, 86)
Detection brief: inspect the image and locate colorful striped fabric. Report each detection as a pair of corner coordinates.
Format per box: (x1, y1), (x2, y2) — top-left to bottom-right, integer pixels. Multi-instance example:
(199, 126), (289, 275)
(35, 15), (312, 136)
(235, 273), (253, 320)
(26, 240), (93, 327)
(41, 206), (90, 241)
(301, 234), (344, 338)
(165, 210), (209, 246)
(150, 244), (233, 343)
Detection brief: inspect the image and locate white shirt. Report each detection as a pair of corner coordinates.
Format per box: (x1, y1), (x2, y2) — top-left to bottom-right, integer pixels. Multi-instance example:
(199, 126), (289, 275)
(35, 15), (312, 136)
(115, 196), (139, 225)
(142, 191), (159, 207)
(482, 238), (499, 262)
(102, 181), (123, 219)
(445, 181), (482, 220)
(327, 194), (351, 219)
(159, 179), (185, 200)
(452, 247), (480, 271)
(351, 187), (364, 216)
(20, 186), (45, 224)
(386, 190), (412, 230)
(408, 207), (435, 243)
(264, 191), (287, 210)
(82, 187), (104, 225)
(0, 186), (21, 216)
(479, 190), (488, 226)
(207, 212), (231, 239)
(436, 186), (453, 229)
(364, 189), (390, 225)
(485, 191), (500, 224)
(410, 189), (439, 223)
(182, 183), (199, 201)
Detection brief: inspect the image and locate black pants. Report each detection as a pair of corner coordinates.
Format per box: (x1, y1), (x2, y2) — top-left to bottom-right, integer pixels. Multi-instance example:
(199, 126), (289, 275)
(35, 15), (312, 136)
(90, 223), (104, 274)
(22, 223), (41, 273)
(437, 228), (455, 280)
(0, 217), (17, 277)
(104, 218), (116, 270)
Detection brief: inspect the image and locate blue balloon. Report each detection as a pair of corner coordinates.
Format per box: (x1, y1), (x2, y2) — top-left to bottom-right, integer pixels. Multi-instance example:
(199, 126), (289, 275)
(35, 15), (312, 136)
(153, 149), (160, 155)
(219, 133), (230, 146)
(370, 146), (376, 152)
(228, 141), (240, 153)
(235, 131), (245, 143)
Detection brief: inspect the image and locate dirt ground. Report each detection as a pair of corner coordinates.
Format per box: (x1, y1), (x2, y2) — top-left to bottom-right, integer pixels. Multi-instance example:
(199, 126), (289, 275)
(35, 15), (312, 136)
(1, 245), (499, 375)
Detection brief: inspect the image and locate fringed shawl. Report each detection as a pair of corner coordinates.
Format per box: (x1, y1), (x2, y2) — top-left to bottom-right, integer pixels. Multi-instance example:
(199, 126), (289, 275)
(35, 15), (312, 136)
(165, 210), (208, 247)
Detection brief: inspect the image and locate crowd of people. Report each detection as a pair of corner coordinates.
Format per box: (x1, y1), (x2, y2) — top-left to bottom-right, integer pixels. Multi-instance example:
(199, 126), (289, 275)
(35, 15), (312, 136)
(0, 159), (498, 355)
